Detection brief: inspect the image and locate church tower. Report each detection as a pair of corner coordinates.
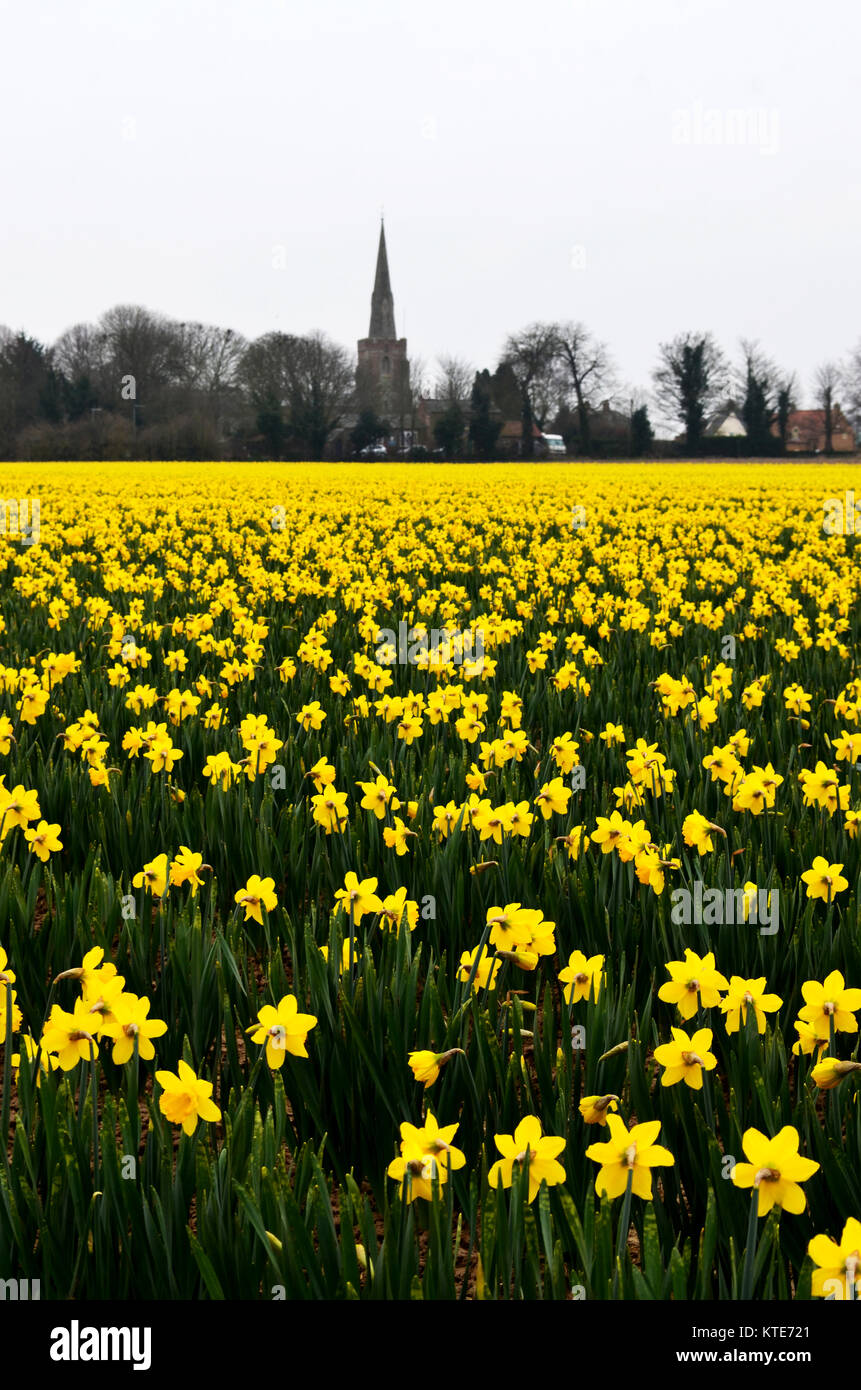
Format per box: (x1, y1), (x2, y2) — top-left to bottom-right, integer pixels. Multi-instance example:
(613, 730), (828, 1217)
(356, 221), (410, 425)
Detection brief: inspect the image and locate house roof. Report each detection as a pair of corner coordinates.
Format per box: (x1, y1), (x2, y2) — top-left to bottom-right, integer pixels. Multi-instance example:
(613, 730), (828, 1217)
(587, 399), (631, 439)
(589, 399), (630, 426)
(704, 403), (746, 436)
(786, 408), (852, 431)
(498, 419), (542, 440)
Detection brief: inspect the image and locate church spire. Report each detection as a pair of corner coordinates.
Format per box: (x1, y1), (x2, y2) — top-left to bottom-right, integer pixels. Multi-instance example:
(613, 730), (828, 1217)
(368, 220), (397, 339)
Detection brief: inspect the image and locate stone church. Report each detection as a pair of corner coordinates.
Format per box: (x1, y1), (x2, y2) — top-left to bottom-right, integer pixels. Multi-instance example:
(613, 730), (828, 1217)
(327, 222), (415, 456)
(356, 221), (411, 422)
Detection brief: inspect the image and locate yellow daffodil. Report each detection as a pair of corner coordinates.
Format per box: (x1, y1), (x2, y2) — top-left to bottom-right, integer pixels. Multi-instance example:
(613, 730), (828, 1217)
(246, 995), (318, 1066)
(155, 1060), (222, 1136)
(731, 1126), (819, 1215)
(488, 1116), (567, 1202)
(585, 1115), (674, 1200)
(653, 1026), (717, 1089)
(720, 976), (782, 1034)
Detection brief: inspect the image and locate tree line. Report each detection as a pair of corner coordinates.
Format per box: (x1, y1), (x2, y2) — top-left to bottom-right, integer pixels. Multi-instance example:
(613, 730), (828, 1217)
(0, 305), (858, 459)
(486, 325), (859, 459)
(0, 308), (356, 461)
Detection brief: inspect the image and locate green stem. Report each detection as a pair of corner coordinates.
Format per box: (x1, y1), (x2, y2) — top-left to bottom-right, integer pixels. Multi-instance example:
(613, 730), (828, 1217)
(740, 1186), (760, 1300)
(701, 1068), (714, 1130)
(612, 1166), (634, 1298)
(828, 1013), (839, 1133)
(348, 901), (356, 999)
(1, 980), (13, 1173)
(90, 1040), (100, 1180)
(128, 1031), (140, 1153)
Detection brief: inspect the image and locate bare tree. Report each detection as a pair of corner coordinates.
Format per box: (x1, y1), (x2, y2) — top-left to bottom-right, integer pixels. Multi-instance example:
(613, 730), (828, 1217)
(814, 361), (841, 455)
(238, 330), (353, 459)
(434, 354), (474, 405)
(843, 343), (861, 435)
(652, 331), (729, 450)
(614, 381), (650, 413)
(500, 322), (559, 458)
(53, 321), (106, 381)
(553, 321), (615, 452)
(288, 330), (355, 459)
(96, 305), (182, 423)
(170, 322), (247, 431)
(407, 354), (428, 400)
(403, 353), (430, 446)
(238, 332), (297, 407)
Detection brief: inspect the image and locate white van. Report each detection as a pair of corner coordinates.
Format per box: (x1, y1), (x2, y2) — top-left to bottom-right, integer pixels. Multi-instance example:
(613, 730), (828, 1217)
(540, 433), (566, 457)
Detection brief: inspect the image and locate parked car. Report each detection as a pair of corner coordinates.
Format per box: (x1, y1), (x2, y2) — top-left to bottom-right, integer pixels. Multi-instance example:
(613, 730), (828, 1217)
(396, 445), (431, 460)
(358, 443), (388, 459)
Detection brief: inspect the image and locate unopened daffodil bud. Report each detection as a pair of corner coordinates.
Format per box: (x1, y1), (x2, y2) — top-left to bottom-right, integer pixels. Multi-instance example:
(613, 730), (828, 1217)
(812, 1058), (861, 1091)
(407, 1047), (464, 1088)
(579, 1094), (620, 1125)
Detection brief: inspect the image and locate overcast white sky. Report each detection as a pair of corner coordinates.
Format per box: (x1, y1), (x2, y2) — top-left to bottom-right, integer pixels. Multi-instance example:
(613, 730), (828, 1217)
(0, 0), (858, 407)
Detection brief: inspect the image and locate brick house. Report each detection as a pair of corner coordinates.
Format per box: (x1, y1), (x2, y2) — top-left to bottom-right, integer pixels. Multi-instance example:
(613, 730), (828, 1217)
(589, 399), (633, 447)
(494, 420), (544, 456)
(773, 408), (856, 453)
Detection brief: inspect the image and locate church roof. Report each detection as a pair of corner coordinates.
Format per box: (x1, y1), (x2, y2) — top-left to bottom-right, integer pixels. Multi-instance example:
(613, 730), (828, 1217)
(368, 221), (397, 339)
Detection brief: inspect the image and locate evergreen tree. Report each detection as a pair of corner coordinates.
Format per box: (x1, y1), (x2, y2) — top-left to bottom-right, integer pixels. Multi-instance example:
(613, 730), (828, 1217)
(653, 332), (729, 452)
(255, 391), (287, 458)
(631, 406), (654, 456)
(468, 371), (502, 460)
(433, 403), (466, 458)
(351, 408), (388, 454)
